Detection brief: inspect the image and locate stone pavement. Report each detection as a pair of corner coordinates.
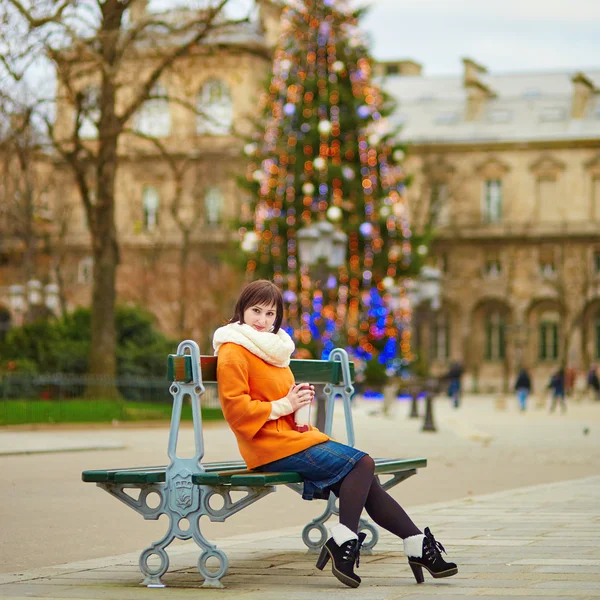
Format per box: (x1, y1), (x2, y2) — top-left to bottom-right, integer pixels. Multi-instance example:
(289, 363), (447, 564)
(1, 474), (599, 600)
(0, 430), (124, 455)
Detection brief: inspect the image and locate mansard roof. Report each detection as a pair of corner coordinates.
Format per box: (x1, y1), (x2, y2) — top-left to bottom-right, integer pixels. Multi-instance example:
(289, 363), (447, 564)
(380, 67), (600, 145)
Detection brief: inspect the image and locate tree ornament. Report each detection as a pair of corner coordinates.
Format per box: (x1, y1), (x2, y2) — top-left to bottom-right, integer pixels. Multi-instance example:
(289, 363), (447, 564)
(393, 149), (405, 162)
(244, 143), (257, 156)
(359, 222), (374, 237)
(302, 182), (315, 195)
(357, 105), (370, 118)
(313, 157), (326, 170)
(253, 169), (264, 182)
(380, 205), (391, 217)
(326, 206), (342, 222)
(318, 120), (332, 134)
(283, 102), (296, 116)
(241, 231), (259, 252)
(332, 60), (345, 73)
(342, 166), (355, 180)
(383, 276), (395, 289)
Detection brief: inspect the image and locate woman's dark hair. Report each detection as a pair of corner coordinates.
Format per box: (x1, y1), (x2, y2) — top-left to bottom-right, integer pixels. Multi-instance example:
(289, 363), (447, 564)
(229, 280), (284, 333)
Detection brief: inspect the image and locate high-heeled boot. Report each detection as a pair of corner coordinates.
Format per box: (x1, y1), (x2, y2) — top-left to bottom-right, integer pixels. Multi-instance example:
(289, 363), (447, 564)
(403, 527), (458, 583)
(315, 523), (367, 588)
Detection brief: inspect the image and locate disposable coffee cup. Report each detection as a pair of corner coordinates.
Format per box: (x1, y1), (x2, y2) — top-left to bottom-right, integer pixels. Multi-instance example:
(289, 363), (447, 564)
(294, 403), (312, 432)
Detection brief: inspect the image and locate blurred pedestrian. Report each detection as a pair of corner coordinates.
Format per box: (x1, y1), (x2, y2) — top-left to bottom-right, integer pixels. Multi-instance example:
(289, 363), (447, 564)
(444, 362), (463, 408)
(586, 365), (600, 401)
(548, 367), (566, 413)
(514, 367), (532, 412)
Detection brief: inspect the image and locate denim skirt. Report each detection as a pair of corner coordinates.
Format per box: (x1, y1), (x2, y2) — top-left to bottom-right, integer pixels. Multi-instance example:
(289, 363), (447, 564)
(254, 440), (366, 500)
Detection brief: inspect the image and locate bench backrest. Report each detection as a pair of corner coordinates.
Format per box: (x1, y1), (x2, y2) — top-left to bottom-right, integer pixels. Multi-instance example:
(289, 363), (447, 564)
(167, 354), (355, 385)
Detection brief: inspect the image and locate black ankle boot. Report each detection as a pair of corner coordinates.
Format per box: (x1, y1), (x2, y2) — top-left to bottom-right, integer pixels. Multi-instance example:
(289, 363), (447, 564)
(316, 531), (367, 588)
(404, 527), (458, 583)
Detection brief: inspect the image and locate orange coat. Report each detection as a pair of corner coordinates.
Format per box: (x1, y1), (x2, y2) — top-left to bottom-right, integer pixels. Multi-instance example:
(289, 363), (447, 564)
(216, 342), (329, 469)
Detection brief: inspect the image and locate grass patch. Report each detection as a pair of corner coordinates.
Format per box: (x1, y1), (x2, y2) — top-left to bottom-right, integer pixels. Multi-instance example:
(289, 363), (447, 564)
(0, 399), (223, 426)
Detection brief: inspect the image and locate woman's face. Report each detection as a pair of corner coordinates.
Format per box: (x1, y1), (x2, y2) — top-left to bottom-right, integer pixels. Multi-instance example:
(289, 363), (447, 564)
(243, 302), (277, 332)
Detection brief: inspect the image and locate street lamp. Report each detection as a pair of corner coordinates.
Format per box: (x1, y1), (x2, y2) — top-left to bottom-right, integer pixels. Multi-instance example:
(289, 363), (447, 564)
(296, 219), (348, 430)
(406, 265), (443, 431)
(297, 221), (347, 268)
(8, 280), (60, 327)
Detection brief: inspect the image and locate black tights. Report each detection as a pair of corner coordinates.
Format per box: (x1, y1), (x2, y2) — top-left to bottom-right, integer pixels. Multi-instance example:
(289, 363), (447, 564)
(329, 455), (421, 539)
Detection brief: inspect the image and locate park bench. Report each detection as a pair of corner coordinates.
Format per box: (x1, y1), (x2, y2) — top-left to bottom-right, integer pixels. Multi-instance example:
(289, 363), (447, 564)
(82, 340), (427, 588)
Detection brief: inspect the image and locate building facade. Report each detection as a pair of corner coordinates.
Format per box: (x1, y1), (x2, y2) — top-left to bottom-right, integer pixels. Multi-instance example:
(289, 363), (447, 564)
(380, 58), (600, 391)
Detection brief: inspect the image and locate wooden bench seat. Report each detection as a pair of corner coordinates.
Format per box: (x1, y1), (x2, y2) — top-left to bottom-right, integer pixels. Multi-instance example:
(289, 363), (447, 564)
(82, 340), (427, 589)
(83, 457), (426, 486)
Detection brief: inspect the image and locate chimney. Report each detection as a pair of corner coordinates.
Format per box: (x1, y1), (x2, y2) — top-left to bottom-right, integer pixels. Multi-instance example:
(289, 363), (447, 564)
(129, 0), (148, 23)
(571, 72), (595, 119)
(374, 60), (423, 78)
(461, 57), (495, 121)
(462, 57), (487, 85)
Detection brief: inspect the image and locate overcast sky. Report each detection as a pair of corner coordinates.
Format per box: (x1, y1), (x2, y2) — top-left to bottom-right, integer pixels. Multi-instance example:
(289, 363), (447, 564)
(360, 0), (600, 75)
(196, 0), (599, 75)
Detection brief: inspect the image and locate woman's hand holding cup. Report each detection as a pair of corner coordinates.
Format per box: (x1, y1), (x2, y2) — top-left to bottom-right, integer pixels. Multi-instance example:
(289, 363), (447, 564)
(287, 383), (315, 411)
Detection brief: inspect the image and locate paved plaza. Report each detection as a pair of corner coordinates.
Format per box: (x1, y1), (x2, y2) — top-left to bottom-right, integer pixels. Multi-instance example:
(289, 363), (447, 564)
(1, 395), (599, 599)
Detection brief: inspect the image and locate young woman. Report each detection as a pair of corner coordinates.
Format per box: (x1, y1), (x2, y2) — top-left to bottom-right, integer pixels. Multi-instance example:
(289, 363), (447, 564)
(213, 279), (458, 588)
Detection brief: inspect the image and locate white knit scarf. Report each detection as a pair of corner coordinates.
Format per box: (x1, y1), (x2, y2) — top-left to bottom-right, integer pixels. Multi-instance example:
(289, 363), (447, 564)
(212, 322), (295, 368)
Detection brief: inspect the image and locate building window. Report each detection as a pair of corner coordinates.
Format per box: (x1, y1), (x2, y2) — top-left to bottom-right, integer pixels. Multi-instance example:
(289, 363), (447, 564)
(78, 257), (93, 284)
(434, 111), (460, 125)
(485, 312), (505, 361)
(594, 250), (600, 276)
(135, 84), (171, 138)
(539, 312), (560, 361)
(142, 186), (160, 232)
(197, 79), (233, 136)
(385, 64), (399, 75)
(483, 252), (502, 278)
(482, 179), (502, 223)
(431, 183), (449, 226)
(78, 86), (100, 139)
(539, 245), (557, 277)
(593, 177), (600, 220)
(539, 107), (566, 122)
(431, 312), (450, 361)
(204, 187), (224, 224)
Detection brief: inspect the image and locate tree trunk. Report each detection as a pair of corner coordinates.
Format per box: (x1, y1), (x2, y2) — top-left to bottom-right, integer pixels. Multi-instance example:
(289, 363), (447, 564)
(87, 67), (120, 392)
(177, 229), (191, 338)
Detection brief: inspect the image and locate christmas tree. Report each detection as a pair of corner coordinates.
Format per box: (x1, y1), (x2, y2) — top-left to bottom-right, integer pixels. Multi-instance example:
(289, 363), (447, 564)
(239, 0), (414, 373)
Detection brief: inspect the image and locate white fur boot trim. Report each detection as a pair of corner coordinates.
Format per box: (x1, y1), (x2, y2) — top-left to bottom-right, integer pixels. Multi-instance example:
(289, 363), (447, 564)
(403, 533), (425, 558)
(330, 523), (358, 546)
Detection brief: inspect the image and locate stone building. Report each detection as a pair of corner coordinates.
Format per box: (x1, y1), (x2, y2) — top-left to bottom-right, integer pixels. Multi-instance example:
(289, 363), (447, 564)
(379, 58), (600, 391)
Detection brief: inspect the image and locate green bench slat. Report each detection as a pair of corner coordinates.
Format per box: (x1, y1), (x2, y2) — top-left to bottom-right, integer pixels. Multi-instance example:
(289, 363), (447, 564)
(167, 355), (354, 384)
(82, 461), (247, 484)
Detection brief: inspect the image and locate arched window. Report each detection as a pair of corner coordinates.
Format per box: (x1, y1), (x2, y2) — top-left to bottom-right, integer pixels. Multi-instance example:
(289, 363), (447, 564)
(142, 186), (160, 232)
(197, 79), (233, 135)
(78, 86), (100, 139)
(430, 311), (450, 361)
(538, 311), (560, 361)
(204, 187), (223, 224)
(135, 84), (171, 138)
(485, 311), (505, 360)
